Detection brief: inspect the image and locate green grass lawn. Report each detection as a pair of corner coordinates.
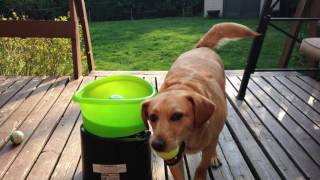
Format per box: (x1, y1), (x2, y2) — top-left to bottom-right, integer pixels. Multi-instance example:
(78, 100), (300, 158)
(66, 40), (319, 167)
(90, 17), (305, 70)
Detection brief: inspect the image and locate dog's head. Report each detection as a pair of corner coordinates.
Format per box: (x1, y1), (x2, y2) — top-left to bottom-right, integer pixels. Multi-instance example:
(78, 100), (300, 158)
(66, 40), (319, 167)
(141, 90), (215, 152)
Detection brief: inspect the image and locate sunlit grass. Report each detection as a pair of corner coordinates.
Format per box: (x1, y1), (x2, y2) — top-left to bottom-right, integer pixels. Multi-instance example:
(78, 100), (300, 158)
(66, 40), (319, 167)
(90, 17), (306, 70)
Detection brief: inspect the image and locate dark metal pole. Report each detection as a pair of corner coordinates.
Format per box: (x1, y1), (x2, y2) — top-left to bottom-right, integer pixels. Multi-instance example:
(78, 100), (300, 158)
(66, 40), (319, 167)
(270, 0), (280, 10)
(237, 0), (273, 100)
(268, 22), (302, 43)
(270, 17), (320, 21)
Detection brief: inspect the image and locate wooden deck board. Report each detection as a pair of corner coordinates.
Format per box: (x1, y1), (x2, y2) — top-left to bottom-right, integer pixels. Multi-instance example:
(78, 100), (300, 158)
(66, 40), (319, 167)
(218, 125), (254, 180)
(0, 76), (6, 84)
(27, 77), (94, 179)
(0, 77), (32, 108)
(50, 77), (94, 180)
(50, 116), (83, 180)
(228, 76), (320, 179)
(225, 82), (305, 179)
(0, 77), (56, 148)
(298, 75), (320, 90)
(287, 76), (320, 101)
(212, 144), (233, 180)
(185, 153), (211, 180)
(225, 82), (283, 179)
(263, 76), (320, 127)
(250, 76), (320, 142)
(276, 76), (320, 114)
(0, 77), (69, 179)
(0, 71), (319, 180)
(0, 77), (18, 95)
(73, 158), (83, 180)
(243, 77), (320, 165)
(2, 78), (81, 180)
(0, 77), (44, 126)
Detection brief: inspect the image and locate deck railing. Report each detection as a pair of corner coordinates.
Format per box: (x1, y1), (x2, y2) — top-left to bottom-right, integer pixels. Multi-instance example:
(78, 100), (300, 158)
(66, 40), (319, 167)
(0, 0), (94, 79)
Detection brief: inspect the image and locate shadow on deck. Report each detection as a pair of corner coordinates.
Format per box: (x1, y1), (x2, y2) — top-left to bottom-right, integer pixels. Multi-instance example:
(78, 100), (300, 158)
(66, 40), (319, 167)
(0, 70), (319, 179)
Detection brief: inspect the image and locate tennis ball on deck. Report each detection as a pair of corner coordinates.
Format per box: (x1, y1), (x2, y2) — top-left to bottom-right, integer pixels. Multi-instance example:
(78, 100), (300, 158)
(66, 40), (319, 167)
(156, 145), (180, 160)
(10, 130), (25, 145)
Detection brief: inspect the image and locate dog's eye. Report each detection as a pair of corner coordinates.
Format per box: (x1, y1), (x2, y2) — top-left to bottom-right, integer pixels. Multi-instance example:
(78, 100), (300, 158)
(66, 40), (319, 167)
(171, 112), (183, 122)
(149, 114), (158, 122)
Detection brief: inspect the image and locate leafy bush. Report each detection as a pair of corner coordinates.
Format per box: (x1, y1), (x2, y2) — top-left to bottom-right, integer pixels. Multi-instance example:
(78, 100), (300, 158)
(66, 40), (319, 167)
(0, 13), (86, 76)
(87, 0), (203, 21)
(0, 0), (203, 21)
(0, 0), (68, 20)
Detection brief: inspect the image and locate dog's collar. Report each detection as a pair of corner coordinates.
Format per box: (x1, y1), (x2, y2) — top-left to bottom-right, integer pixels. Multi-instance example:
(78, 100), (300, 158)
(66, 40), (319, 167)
(164, 142), (185, 166)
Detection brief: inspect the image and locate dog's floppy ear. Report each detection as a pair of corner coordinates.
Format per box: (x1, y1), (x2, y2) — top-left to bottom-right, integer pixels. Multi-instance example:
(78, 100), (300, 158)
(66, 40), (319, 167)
(186, 93), (215, 128)
(141, 100), (151, 129)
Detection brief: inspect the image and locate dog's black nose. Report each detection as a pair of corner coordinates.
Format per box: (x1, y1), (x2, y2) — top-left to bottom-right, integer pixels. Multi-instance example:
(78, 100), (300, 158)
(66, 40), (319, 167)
(151, 138), (166, 151)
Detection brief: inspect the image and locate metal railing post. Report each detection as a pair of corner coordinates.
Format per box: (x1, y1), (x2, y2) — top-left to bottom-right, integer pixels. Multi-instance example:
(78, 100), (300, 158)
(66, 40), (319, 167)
(237, 0), (273, 100)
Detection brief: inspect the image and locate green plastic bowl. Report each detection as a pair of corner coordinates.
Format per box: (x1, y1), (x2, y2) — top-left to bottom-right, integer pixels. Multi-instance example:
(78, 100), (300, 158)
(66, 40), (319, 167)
(73, 75), (156, 138)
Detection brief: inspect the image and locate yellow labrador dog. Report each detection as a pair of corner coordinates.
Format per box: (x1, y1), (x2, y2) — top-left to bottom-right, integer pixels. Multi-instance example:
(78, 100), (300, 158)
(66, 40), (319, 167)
(142, 23), (258, 180)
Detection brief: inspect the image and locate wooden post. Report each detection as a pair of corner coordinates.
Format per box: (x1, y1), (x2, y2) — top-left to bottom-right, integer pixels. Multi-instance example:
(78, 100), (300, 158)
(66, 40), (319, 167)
(306, 0), (320, 77)
(76, 0), (95, 72)
(277, 0), (308, 68)
(69, 0), (82, 79)
(309, 0), (320, 37)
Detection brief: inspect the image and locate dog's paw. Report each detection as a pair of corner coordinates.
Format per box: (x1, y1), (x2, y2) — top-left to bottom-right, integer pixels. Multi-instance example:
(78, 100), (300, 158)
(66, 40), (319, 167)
(211, 156), (222, 169)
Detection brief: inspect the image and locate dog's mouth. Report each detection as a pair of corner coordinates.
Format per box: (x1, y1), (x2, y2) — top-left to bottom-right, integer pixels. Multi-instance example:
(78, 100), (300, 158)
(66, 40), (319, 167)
(162, 141), (185, 166)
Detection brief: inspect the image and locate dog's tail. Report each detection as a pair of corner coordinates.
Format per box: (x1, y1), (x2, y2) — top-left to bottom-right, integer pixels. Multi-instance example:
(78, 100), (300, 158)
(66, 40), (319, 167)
(196, 22), (259, 49)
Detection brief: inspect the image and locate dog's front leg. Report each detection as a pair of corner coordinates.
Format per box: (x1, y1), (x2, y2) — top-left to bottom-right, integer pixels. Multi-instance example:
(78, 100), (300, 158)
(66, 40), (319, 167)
(194, 145), (213, 180)
(169, 160), (185, 180)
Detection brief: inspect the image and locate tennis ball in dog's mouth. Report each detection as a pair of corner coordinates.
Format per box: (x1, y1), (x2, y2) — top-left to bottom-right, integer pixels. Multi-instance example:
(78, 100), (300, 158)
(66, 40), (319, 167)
(156, 145), (180, 160)
(10, 130), (25, 145)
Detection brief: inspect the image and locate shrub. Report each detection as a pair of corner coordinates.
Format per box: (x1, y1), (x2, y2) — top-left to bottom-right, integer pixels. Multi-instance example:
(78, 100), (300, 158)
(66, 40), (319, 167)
(0, 13), (86, 76)
(0, 0), (204, 21)
(80, 0), (203, 21)
(0, 0), (68, 20)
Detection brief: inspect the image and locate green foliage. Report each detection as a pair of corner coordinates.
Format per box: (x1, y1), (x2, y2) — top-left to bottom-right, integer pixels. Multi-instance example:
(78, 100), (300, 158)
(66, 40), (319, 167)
(0, 37), (73, 76)
(0, 0), (68, 19)
(86, 0), (203, 21)
(0, 0), (203, 21)
(0, 14), (86, 76)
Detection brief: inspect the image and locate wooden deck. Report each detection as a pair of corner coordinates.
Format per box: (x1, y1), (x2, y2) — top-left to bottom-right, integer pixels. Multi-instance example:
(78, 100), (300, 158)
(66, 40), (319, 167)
(0, 71), (319, 180)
